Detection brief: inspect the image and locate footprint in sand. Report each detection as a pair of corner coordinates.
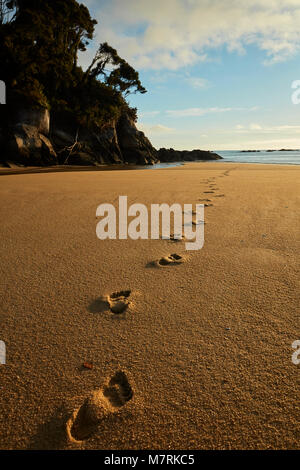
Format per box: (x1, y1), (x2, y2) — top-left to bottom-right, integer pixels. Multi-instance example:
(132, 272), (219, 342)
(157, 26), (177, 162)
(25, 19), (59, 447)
(204, 191), (214, 194)
(191, 210), (205, 224)
(194, 201), (213, 206)
(108, 290), (131, 314)
(182, 212), (205, 226)
(215, 194), (225, 198)
(89, 290), (132, 314)
(67, 370), (133, 442)
(158, 253), (185, 266)
(149, 253), (185, 267)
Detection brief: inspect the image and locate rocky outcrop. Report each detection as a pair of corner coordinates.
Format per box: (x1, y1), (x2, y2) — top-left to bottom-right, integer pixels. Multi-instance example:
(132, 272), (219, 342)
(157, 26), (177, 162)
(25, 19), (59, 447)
(0, 105), (159, 166)
(50, 115), (159, 166)
(158, 148), (222, 162)
(10, 106), (50, 135)
(117, 114), (158, 165)
(89, 123), (123, 163)
(50, 112), (124, 165)
(6, 123), (57, 166)
(0, 105), (221, 166)
(1, 105), (57, 166)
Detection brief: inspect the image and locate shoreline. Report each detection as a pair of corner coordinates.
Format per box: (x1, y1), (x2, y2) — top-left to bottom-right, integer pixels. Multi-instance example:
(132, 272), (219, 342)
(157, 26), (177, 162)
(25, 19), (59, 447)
(217, 160), (300, 166)
(0, 162), (187, 176)
(0, 163), (156, 176)
(1, 158), (300, 177)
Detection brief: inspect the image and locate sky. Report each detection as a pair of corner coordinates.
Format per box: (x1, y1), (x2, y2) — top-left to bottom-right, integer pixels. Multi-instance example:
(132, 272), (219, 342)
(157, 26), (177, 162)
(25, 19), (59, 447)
(80, 0), (300, 150)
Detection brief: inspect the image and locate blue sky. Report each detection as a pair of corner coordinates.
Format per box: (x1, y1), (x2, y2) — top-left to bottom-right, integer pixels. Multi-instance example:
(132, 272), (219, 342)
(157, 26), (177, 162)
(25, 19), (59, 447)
(80, 0), (300, 150)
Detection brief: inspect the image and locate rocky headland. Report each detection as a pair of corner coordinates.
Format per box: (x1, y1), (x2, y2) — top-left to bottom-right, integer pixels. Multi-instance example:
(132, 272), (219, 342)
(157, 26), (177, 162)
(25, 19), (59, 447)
(0, 105), (221, 168)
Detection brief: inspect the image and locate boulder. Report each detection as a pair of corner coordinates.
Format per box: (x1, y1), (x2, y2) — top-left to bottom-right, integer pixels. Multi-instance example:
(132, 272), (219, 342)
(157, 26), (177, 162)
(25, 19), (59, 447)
(9, 106), (50, 135)
(6, 124), (57, 166)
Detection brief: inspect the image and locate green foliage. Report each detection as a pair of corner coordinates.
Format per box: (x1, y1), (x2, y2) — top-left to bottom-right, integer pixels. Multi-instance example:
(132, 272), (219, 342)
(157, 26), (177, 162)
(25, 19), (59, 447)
(86, 42), (147, 96)
(0, 0), (146, 127)
(67, 75), (127, 127)
(12, 79), (49, 109)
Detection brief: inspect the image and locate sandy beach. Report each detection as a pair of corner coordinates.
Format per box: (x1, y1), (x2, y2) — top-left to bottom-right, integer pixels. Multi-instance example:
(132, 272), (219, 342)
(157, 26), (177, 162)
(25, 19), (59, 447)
(0, 162), (299, 450)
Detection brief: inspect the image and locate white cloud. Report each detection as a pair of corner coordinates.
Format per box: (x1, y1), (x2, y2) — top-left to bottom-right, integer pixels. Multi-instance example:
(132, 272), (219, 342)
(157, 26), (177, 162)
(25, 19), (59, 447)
(185, 77), (210, 89)
(165, 106), (257, 118)
(166, 107), (233, 117)
(80, 0), (300, 70)
(138, 123), (175, 134)
(234, 123), (300, 133)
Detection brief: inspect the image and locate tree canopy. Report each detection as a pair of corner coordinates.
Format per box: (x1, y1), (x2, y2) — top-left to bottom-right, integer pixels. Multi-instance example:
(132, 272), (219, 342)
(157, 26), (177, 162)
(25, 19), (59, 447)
(86, 42), (146, 97)
(0, 0), (146, 126)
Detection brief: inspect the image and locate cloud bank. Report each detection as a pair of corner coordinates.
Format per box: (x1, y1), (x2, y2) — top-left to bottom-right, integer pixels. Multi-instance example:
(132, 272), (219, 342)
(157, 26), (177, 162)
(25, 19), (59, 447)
(81, 0), (300, 70)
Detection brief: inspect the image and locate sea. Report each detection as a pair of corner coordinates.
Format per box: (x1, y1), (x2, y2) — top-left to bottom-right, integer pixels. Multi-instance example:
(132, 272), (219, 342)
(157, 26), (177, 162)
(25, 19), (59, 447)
(211, 149), (300, 165)
(149, 149), (300, 168)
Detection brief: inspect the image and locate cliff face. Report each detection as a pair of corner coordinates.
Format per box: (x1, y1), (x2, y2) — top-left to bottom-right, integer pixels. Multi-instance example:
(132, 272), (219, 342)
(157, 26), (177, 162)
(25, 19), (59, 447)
(51, 114), (159, 166)
(0, 106), (221, 166)
(117, 114), (158, 165)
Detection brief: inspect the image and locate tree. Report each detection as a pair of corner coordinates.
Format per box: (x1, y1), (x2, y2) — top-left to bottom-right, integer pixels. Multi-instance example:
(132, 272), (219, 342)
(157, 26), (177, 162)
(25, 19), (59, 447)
(86, 42), (147, 97)
(0, 0), (146, 128)
(0, 0), (96, 101)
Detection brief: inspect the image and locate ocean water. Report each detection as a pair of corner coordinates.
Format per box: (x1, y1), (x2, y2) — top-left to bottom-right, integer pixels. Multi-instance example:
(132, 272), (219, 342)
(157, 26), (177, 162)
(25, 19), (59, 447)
(149, 150), (300, 169)
(216, 150), (300, 165)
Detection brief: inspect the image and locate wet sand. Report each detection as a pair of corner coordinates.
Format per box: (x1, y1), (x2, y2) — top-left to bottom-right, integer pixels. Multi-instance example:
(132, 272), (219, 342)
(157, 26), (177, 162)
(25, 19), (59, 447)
(0, 163), (153, 176)
(0, 162), (299, 449)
